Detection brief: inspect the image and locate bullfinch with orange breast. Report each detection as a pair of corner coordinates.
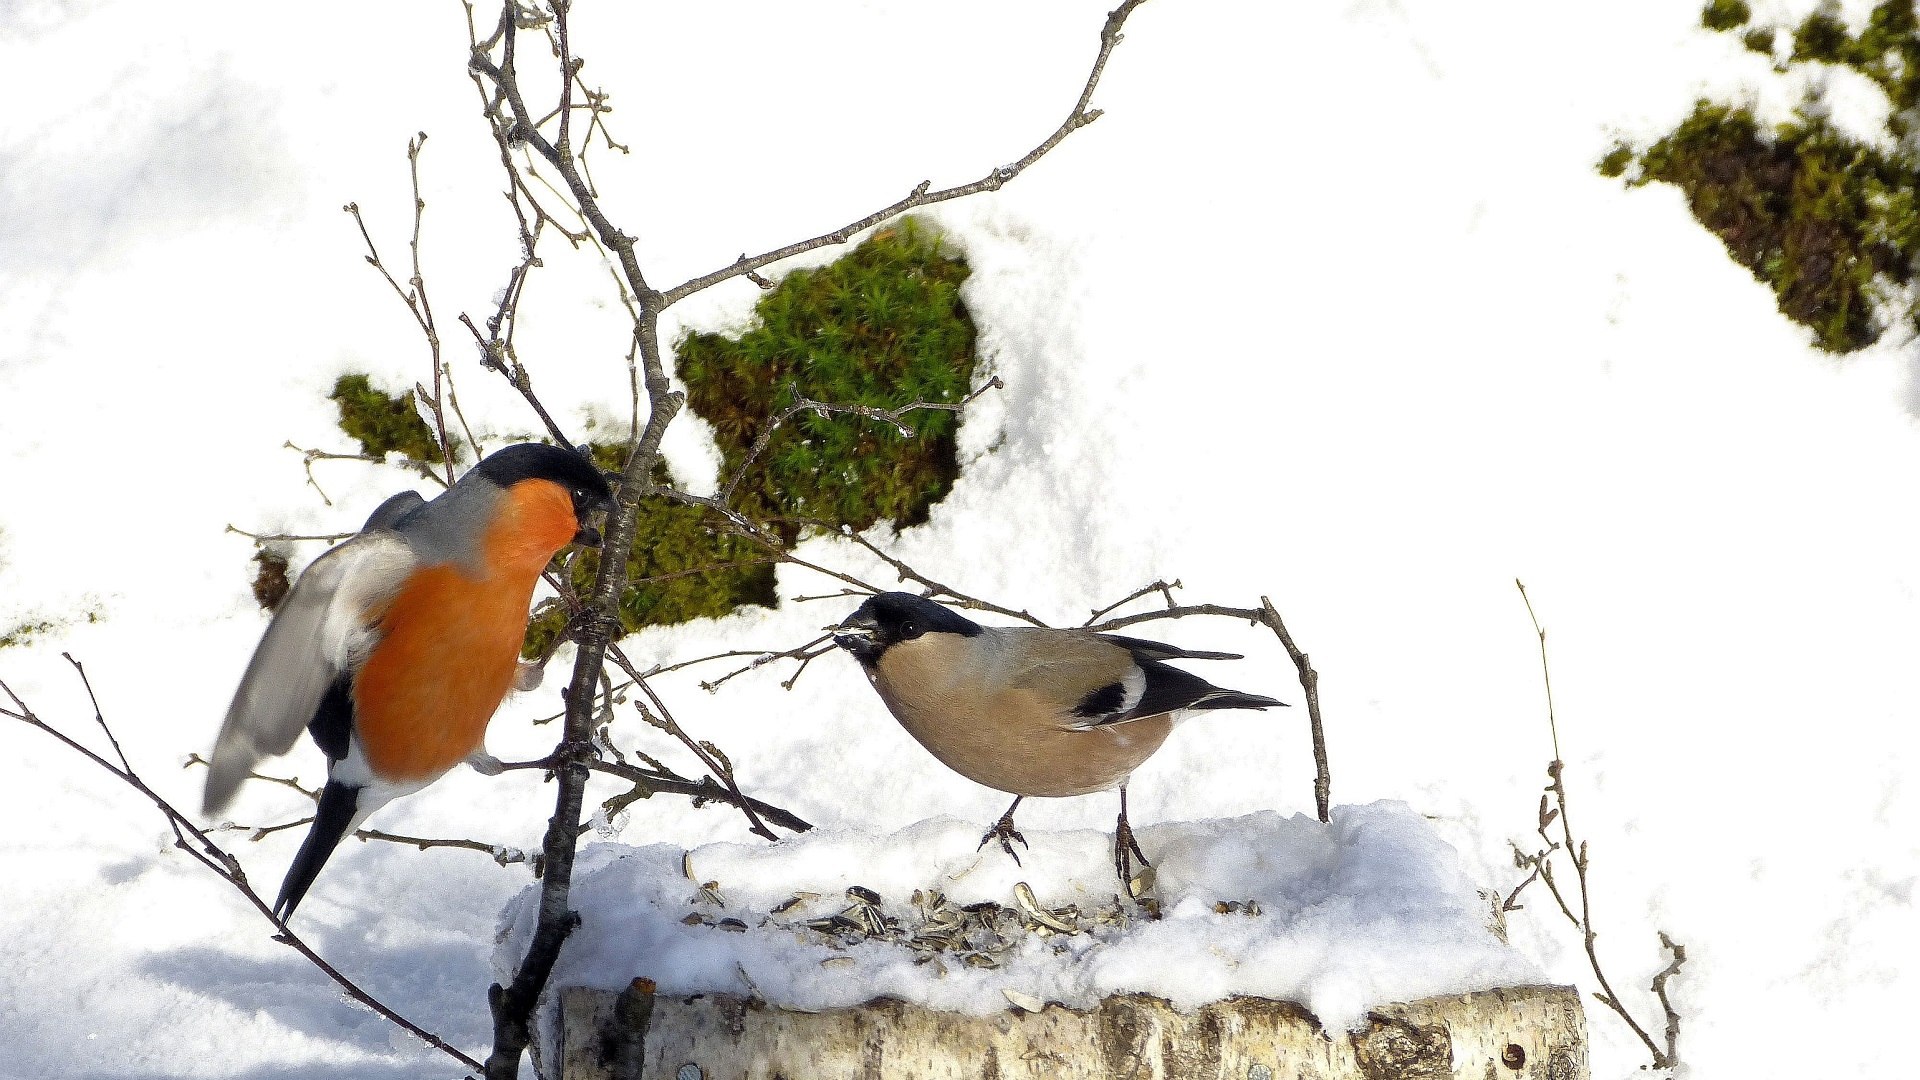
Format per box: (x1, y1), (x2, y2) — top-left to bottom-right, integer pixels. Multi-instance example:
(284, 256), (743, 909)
(832, 591), (1285, 891)
(202, 442), (614, 920)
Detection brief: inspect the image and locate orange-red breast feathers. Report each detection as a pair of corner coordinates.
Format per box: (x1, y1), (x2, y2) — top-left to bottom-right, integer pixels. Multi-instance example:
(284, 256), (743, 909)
(352, 479), (581, 782)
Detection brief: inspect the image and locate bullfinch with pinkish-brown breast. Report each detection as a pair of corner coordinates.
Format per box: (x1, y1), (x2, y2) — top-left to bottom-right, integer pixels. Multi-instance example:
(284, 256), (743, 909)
(833, 591), (1285, 891)
(202, 443), (613, 920)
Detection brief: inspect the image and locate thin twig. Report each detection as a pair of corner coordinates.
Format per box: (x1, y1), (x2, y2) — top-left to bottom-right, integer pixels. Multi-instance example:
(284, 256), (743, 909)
(492, 758), (811, 836)
(1258, 596), (1329, 824)
(655, 0), (1151, 306)
(715, 377), (1004, 508)
(1083, 579), (1182, 625)
(406, 133), (457, 486)
(1512, 580), (1684, 1071)
(604, 643), (775, 840)
(285, 440), (445, 488)
(0, 669), (482, 1073)
(224, 526), (356, 544)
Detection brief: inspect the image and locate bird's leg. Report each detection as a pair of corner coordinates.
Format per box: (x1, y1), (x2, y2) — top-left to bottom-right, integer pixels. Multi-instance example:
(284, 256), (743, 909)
(1114, 784), (1153, 892)
(465, 747), (506, 776)
(977, 795), (1028, 865)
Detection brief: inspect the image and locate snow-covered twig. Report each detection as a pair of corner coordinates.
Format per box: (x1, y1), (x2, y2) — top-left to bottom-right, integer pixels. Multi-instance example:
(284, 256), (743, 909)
(0, 660), (484, 1075)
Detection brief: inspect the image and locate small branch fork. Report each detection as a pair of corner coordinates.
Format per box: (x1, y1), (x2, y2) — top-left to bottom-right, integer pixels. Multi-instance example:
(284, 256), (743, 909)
(653, 0), (1149, 307)
(180, 755), (539, 867)
(1504, 580), (1685, 1072)
(0, 660), (484, 1076)
(343, 136), (457, 487)
(715, 378), (1005, 508)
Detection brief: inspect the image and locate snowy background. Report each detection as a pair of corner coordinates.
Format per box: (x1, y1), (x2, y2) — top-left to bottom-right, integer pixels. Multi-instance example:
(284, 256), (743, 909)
(2, 0), (1917, 1077)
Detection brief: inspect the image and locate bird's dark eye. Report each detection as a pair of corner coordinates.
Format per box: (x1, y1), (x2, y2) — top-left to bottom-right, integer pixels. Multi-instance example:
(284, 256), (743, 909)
(901, 620), (919, 638)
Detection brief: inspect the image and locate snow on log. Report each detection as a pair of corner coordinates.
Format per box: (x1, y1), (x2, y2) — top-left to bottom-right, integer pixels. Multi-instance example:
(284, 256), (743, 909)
(498, 806), (1557, 1074)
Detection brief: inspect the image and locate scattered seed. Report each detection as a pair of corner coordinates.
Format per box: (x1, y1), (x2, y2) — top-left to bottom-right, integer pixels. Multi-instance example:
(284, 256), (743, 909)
(771, 892), (818, 915)
(1128, 867), (1157, 899)
(1002, 988), (1045, 1013)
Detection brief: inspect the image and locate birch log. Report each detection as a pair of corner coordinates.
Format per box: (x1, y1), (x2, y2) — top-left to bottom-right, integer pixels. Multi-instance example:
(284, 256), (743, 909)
(558, 983), (1586, 1080)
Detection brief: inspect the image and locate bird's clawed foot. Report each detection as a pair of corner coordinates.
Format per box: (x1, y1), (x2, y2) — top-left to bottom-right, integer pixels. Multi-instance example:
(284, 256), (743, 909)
(1114, 814), (1152, 885)
(1114, 786), (1157, 909)
(978, 796), (1029, 865)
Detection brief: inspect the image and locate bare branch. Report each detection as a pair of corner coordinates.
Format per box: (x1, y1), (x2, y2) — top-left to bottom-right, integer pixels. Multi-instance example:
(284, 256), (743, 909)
(716, 377), (1005, 508)
(0, 671), (482, 1072)
(657, 1), (1151, 306)
(183, 753), (317, 799)
(1083, 578), (1181, 625)
(604, 643), (775, 841)
(491, 757), (811, 837)
(1258, 596), (1329, 824)
(225, 526), (356, 545)
(1512, 580), (1684, 1071)
(285, 440), (445, 489)
(181, 756), (533, 866)
(343, 159), (457, 487)
(406, 134), (458, 486)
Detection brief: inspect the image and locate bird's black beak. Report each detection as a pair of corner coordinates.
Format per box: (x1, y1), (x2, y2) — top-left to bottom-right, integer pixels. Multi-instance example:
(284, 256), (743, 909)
(573, 492), (616, 546)
(832, 612), (883, 665)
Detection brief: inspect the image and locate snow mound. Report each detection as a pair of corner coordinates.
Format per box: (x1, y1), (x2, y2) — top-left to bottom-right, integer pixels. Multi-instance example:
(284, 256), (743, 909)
(496, 800), (1542, 1049)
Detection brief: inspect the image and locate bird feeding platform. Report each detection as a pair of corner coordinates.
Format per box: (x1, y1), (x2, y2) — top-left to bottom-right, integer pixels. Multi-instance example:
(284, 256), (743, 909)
(495, 808), (1578, 1079)
(555, 983), (1587, 1079)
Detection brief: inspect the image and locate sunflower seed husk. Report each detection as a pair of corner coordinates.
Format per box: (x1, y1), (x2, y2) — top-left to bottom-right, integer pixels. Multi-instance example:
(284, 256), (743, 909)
(1002, 988), (1045, 1013)
(1127, 867), (1157, 898)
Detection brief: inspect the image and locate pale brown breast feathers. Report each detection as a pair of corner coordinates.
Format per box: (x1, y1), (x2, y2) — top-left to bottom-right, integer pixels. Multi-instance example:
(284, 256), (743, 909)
(873, 633), (1170, 798)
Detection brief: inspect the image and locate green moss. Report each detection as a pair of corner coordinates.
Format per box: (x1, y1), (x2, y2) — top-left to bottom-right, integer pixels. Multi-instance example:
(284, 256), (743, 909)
(329, 373), (456, 464)
(1614, 3), (1920, 354)
(1792, 9), (1853, 62)
(520, 220), (981, 652)
(521, 450), (778, 657)
(0, 603), (103, 649)
(1702, 0), (1750, 32)
(0, 618), (56, 649)
(1596, 143), (1634, 179)
(1628, 102), (1915, 352)
(674, 218), (978, 543)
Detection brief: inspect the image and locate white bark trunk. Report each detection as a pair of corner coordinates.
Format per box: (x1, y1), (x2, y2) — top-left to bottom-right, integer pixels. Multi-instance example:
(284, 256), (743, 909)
(557, 984), (1586, 1080)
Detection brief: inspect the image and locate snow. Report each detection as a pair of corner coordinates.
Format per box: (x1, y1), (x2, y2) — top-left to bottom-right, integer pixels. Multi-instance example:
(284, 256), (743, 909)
(496, 805), (1541, 1050)
(0, 1), (1916, 1078)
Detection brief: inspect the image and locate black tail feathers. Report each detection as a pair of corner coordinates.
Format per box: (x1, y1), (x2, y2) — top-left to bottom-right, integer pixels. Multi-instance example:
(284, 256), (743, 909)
(1192, 689), (1288, 712)
(274, 780), (360, 921)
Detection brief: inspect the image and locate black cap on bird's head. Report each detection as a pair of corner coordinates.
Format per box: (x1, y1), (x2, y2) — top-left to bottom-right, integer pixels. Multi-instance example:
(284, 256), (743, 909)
(833, 591), (983, 667)
(474, 443), (617, 544)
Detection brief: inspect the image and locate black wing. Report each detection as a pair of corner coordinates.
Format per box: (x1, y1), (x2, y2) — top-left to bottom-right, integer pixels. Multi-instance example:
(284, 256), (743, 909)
(1077, 656), (1285, 727)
